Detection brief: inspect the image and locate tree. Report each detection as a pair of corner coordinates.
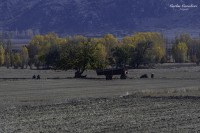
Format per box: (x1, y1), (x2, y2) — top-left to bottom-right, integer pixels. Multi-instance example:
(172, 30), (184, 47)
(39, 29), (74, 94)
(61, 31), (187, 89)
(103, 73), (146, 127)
(102, 34), (118, 65)
(5, 53), (11, 69)
(59, 36), (107, 78)
(29, 34), (49, 69)
(0, 45), (5, 66)
(193, 40), (200, 64)
(120, 32), (166, 68)
(89, 38), (107, 69)
(121, 35), (137, 48)
(132, 32), (165, 63)
(12, 53), (21, 69)
(103, 34), (118, 48)
(112, 45), (130, 68)
(175, 33), (193, 61)
(27, 43), (39, 69)
(20, 46), (29, 69)
(130, 41), (153, 68)
(172, 42), (188, 63)
(28, 33), (66, 69)
(187, 39), (200, 63)
(5, 39), (12, 68)
(45, 44), (60, 68)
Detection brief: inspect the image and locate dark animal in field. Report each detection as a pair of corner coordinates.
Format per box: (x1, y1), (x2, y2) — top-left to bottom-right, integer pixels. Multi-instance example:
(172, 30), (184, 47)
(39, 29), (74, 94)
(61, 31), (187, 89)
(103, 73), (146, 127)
(120, 70), (128, 79)
(151, 73), (154, 79)
(140, 74), (148, 78)
(106, 75), (113, 80)
(37, 75), (40, 79)
(81, 75), (87, 78)
(32, 75), (36, 79)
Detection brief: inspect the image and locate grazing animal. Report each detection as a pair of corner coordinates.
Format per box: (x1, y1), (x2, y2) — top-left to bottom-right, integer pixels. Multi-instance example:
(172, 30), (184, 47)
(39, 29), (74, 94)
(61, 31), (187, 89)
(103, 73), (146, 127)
(151, 73), (154, 79)
(32, 75), (36, 79)
(37, 75), (40, 79)
(140, 74), (148, 78)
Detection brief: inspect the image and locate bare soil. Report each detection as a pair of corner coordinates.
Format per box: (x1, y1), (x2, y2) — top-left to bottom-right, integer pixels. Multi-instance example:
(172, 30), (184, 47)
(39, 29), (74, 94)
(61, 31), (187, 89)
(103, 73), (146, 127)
(1, 63), (200, 132)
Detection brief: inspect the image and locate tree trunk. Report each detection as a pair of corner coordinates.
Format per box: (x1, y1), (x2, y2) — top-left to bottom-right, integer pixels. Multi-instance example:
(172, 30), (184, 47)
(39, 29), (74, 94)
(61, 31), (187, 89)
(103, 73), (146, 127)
(74, 69), (86, 78)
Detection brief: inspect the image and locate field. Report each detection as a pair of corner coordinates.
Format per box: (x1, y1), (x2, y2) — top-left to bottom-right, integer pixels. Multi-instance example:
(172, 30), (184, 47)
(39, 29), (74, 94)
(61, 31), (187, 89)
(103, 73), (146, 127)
(1, 63), (200, 132)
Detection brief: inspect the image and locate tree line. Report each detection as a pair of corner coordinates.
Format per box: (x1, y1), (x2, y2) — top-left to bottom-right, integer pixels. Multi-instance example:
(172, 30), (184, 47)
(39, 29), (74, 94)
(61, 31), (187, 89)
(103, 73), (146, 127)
(0, 32), (200, 77)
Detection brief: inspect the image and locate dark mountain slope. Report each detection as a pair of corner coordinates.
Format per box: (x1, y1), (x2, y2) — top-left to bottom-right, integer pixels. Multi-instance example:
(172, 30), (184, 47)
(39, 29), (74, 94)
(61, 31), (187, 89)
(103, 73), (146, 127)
(0, 0), (199, 35)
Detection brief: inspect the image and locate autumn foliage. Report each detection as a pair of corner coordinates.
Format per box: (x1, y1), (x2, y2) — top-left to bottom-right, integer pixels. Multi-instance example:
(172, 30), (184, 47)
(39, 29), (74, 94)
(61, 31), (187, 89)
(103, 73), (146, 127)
(1, 32), (200, 77)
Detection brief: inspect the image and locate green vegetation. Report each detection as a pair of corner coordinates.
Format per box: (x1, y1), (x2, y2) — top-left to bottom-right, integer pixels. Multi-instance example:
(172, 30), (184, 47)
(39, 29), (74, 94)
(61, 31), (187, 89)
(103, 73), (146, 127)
(25, 32), (166, 77)
(172, 33), (200, 64)
(58, 36), (107, 78)
(1, 32), (200, 77)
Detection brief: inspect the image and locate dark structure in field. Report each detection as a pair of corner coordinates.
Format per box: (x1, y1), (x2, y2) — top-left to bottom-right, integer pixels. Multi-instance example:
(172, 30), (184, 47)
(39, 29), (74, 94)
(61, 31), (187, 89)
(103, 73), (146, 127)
(96, 68), (128, 80)
(140, 74), (148, 79)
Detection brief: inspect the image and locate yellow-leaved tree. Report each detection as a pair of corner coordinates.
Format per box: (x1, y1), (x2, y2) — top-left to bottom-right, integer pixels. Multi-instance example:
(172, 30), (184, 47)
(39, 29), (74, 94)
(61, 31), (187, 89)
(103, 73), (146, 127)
(20, 46), (29, 69)
(172, 42), (188, 63)
(0, 45), (5, 66)
(28, 33), (66, 69)
(119, 32), (166, 68)
(12, 53), (21, 69)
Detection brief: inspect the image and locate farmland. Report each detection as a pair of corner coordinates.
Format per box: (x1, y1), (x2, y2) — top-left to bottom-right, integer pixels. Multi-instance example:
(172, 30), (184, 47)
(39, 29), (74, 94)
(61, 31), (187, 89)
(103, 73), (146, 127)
(1, 63), (200, 132)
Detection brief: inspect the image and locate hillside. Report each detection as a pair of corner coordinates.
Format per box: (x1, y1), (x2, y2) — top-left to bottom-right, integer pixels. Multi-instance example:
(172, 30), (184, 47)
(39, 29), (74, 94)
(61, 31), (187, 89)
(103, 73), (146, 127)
(0, 0), (199, 36)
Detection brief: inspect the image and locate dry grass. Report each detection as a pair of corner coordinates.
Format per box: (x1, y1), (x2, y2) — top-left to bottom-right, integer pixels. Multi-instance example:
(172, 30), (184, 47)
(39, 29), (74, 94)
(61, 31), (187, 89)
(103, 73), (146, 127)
(1, 63), (200, 132)
(128, 86), (200, 98)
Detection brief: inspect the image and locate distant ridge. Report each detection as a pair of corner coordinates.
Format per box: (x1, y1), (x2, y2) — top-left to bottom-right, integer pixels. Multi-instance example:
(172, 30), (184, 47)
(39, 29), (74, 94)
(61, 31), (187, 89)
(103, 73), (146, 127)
(0, 0), (200, 37)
